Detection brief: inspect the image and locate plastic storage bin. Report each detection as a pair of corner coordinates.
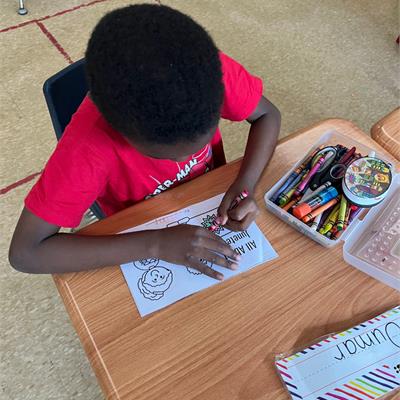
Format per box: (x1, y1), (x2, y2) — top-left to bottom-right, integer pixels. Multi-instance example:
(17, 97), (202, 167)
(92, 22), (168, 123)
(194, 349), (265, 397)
(264, 130), (399, 290)
(264, 130), (394, 247)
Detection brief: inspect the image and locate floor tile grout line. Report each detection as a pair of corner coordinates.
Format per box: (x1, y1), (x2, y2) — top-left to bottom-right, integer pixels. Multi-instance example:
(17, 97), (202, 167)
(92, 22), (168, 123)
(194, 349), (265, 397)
(35, 21), (74, 65)
(0, 171), (42, 196)
(0, 0), (111, 34)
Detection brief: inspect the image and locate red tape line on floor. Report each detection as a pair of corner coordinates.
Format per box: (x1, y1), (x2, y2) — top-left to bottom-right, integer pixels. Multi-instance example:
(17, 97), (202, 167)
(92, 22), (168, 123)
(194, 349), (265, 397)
(35, 21), (73, 64)
(0, 171), (42, 195)
(0, 0), (110, 33)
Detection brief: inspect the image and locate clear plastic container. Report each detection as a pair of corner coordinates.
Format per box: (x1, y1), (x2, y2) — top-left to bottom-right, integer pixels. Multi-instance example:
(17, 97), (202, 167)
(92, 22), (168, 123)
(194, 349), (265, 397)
(264, 130), (399, 290)
(264, 130), (394, 247)
(343, 174), (400, 290)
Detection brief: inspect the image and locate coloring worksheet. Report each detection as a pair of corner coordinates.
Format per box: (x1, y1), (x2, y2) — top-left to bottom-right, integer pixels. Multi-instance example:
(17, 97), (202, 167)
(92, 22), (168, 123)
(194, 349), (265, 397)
(120, 193), (278, 316)
(276, 306), (400, 399)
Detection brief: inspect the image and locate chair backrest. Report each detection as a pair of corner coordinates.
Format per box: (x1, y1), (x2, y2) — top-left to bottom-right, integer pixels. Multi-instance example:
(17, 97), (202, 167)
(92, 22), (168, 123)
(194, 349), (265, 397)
(43, 59), (87, 140)
(42, 59), (105, 220)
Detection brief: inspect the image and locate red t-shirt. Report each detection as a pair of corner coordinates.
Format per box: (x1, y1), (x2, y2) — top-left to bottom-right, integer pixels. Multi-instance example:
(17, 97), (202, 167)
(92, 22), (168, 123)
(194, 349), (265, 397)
(25, 53), (263, 227)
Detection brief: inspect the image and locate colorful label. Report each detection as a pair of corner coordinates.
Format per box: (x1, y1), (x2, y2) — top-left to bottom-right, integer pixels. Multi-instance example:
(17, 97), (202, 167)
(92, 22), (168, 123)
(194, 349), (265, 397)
(275, 306), (400, 399)
(345, 158), (391, 200)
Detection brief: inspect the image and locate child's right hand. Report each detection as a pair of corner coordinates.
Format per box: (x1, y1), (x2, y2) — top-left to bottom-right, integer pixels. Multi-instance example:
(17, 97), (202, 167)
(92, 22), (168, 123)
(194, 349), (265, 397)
(155, 225), (240, 280)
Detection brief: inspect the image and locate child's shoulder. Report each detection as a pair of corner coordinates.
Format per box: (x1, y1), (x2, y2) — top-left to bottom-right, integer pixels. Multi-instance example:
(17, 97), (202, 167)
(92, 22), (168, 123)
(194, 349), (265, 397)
(58, 95), (125, 157)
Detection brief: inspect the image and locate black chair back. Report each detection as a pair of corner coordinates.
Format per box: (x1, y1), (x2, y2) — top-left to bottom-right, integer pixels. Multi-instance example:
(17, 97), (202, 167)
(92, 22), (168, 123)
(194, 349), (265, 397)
(43, 59), (105, 219)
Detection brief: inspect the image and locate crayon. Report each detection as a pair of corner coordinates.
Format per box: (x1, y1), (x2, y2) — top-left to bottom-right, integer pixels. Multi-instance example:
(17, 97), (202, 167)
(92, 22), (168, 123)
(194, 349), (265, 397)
(270, 145), (323, 202)
(336, 195), (348, 231)
(292, 186), (339, 220)
(348, 206), (362, 224)
(338, 146), (356, 165)
(310, 213), (322, 231)
(278, 169), (308, 206)
(319, 204), (340, 235)
(325, 229), (334, 239)
(282, 198), (298, 211)
(301, 196), (340, 223)
(331, 228), (343, 240)
(230, 190), (249, 209)
(343, 204), (351, 231)
(209, 190), (248, 232)
(350, 204), (359, 211)
(294, 154), (327, 197)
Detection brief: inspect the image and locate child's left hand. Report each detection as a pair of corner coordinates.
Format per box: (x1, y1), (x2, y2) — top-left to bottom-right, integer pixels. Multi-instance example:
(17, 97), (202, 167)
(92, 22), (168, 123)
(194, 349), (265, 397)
(217, 184), (260, 231)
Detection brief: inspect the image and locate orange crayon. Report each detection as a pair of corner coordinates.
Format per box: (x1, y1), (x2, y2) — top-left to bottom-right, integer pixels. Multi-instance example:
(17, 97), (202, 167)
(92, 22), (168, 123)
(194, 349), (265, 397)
(282, 197), (299, 211)
(301, 197), (340, 223)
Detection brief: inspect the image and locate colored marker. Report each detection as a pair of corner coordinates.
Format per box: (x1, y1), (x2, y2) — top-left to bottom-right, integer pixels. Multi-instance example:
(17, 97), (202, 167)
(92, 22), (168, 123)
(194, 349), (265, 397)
(292, 186), (339, 220)
(288, 181), (332, 211)
(271, 146), (323, 202)
(301, 196), (340, 223)
(336, 195), (348, 231)
(210, 190), (248, 232)
(294, 154), (327, 197)
(319, 204), (340, 235)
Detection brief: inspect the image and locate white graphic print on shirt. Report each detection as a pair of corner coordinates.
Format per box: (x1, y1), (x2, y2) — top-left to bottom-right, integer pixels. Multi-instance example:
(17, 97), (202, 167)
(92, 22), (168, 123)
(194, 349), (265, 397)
(145, 144), (213, 199)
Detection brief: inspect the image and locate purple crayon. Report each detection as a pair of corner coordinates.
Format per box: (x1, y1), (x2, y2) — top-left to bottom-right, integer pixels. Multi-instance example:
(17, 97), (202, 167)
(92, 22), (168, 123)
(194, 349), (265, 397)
(294, 154), (327, 197)
(271, 146), (324, 203)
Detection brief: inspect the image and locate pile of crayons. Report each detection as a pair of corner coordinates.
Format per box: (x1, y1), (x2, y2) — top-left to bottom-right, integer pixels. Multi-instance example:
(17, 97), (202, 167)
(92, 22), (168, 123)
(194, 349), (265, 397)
(271, 144), (363, 240)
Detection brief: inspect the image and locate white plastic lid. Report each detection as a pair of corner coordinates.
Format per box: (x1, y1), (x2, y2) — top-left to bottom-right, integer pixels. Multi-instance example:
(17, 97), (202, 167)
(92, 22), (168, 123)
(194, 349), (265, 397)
(342, 173), (400, 291)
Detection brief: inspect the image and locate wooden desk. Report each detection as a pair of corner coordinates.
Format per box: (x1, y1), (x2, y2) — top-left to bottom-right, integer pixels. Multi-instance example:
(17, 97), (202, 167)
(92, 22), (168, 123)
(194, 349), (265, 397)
(371, 107), (400, 161)
(53, 119), (399, 400)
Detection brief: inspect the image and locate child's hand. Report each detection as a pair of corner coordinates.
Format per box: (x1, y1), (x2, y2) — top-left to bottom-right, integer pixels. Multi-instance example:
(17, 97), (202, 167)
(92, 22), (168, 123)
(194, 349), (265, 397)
(155, 225), (240, 280)
(217, 186), (260, 231)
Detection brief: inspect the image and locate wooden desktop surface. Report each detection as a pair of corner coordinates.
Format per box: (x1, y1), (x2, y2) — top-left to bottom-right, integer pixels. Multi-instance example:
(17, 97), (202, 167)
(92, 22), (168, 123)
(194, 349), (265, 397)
(53, 119), (399, 400)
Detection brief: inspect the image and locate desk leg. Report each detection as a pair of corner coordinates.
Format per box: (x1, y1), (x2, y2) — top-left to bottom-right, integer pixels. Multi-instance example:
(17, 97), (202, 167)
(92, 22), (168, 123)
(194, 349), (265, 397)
(18, 0), (28, 15)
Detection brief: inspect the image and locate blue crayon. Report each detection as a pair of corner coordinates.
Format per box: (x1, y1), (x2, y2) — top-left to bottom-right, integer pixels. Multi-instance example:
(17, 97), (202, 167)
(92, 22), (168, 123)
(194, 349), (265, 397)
(277, 169), (309, 206)
(271, 145), (324, 203)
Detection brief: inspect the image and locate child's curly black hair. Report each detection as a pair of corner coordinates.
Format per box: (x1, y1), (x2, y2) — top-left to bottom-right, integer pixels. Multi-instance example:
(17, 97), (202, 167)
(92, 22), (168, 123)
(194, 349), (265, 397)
(85, 4), (223, 145)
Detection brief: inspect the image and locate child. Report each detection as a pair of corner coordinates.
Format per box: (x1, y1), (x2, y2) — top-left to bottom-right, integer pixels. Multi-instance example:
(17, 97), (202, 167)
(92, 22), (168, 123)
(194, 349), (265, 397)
(9, 4), (280, 280)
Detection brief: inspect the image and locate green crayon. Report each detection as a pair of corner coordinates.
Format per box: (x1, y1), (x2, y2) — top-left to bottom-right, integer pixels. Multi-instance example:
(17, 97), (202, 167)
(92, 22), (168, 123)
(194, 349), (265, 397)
(278, 169), (309, 206)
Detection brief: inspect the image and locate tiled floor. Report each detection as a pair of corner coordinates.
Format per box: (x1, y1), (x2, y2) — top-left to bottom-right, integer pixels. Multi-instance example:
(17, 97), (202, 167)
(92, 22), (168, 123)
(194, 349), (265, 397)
(0, 0), (398, 399)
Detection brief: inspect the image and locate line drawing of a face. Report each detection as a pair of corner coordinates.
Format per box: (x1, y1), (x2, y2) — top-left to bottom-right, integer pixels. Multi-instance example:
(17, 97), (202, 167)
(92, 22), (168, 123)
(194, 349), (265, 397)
(133, 258), (159, 270)
(137, 266), (173, 301)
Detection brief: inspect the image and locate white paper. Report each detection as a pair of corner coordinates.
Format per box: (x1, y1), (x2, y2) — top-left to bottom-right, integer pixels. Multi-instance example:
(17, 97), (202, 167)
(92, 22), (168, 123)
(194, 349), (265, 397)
(276, 306), (400, 399)
(120, 194), (278, 316)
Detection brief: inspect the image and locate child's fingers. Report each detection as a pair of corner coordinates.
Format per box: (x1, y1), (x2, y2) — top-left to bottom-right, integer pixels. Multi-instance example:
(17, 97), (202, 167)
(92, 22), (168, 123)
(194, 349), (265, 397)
(228, 198), (254, 221)
(217, 192), (236, 225)
(229, 198), (259, 221)
(202, 251), (239, 271)
(225, 212), (256, 231)
(200, 236), (240, 263)
(186, 256), (224, 280)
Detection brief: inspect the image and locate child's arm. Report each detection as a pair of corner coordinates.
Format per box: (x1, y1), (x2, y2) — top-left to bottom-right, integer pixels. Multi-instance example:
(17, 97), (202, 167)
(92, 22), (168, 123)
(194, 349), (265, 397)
(218, 96), (281, 230)
(9, 208), (239, 280)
